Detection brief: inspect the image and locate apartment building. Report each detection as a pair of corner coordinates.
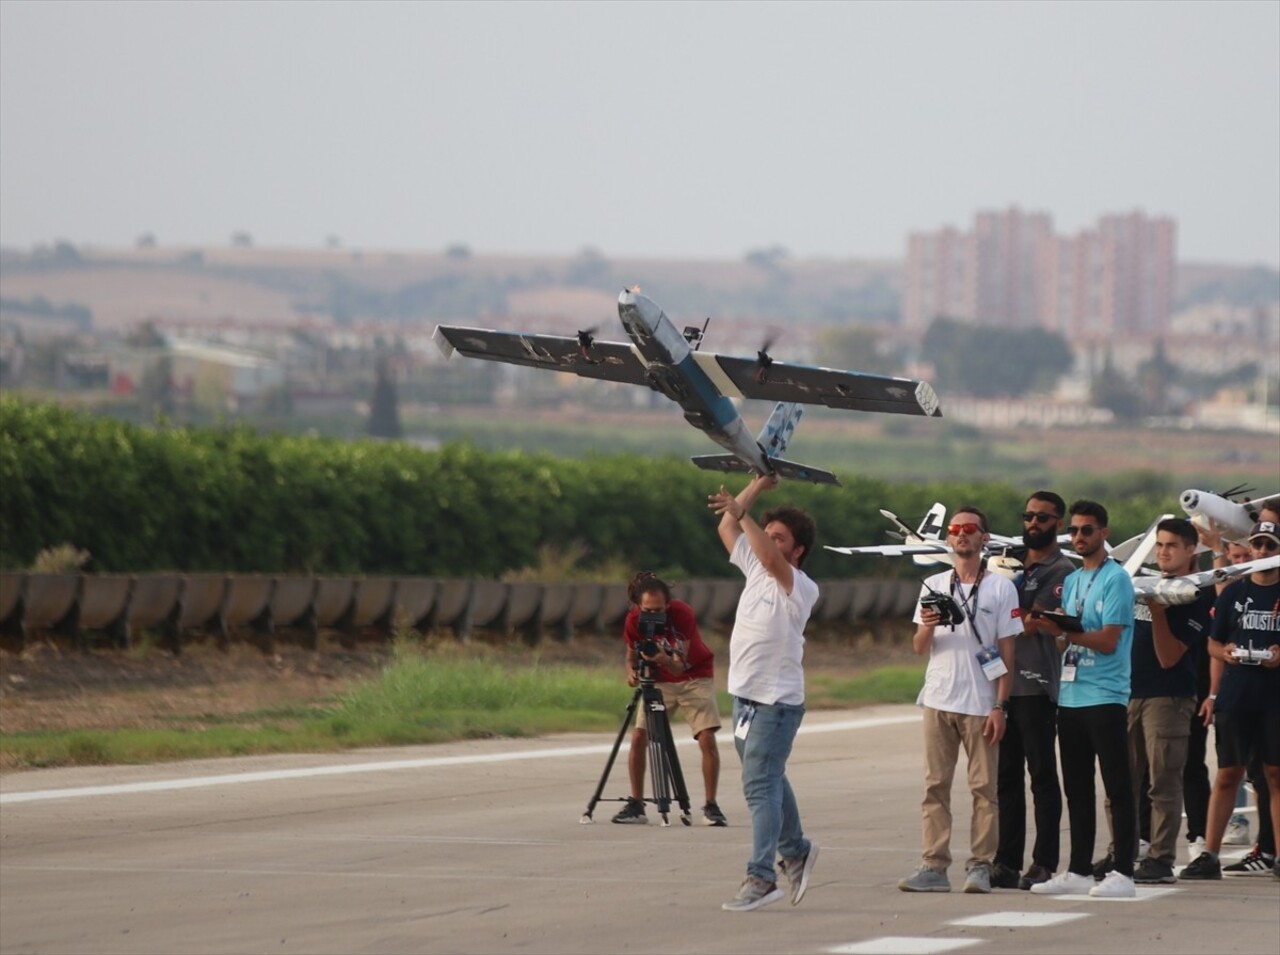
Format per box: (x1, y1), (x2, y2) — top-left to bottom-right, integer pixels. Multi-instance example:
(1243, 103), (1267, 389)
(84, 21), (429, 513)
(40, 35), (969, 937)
(904, 206), (1177, 344)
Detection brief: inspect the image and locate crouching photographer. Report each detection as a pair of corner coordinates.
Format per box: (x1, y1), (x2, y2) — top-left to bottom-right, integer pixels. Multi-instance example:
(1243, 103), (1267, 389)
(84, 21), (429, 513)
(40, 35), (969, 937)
(613, 571), (727, 827)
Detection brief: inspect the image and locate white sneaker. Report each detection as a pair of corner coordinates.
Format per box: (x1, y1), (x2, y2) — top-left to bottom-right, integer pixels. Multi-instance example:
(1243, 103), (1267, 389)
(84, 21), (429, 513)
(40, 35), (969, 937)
(1135, 839), (1150, 861)
(1188, 836), (1206, 861)
(1224, 815), (1251, 846)
(1089, 870), (1137, 898)
(1029, 871), (1094, 895)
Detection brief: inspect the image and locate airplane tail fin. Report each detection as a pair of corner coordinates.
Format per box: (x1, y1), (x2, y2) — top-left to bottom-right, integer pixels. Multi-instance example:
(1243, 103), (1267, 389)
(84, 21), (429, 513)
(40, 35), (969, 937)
(912, 502), (948, 566)
(757, 402), (804, 459)
(690, 453), (840, 486)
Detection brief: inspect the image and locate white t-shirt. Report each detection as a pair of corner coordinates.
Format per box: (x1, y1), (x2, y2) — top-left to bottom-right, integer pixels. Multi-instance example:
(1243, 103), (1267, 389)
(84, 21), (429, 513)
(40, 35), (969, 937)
(913, 569), (1021, 717)
(727, 534), (819, 706)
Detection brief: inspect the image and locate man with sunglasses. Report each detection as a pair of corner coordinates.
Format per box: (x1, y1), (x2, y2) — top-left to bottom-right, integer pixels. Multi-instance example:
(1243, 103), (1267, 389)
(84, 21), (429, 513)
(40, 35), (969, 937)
(989, 492), (1073, 891)
(897, 507), (1020, 894)
(1030, 499), (1138, 898)
(1181, 520), (1280, 881)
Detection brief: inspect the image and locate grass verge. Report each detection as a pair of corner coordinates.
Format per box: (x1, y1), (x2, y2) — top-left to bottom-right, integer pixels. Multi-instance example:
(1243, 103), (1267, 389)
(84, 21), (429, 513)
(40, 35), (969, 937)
(1, 640), (925, 771)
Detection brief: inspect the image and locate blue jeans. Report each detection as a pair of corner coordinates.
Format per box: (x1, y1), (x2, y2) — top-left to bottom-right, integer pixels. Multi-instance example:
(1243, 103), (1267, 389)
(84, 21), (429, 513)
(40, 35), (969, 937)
(732, 697), (810, 883)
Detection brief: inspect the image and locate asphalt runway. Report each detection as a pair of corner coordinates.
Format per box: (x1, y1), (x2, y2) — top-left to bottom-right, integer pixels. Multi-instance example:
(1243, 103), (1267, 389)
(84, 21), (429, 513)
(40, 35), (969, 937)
(1, 704), (1277, 955)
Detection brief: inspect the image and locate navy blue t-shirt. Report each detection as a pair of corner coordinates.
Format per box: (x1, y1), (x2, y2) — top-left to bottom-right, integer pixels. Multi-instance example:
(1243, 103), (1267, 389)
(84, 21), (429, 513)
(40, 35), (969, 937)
(1130, 588), (1213, 699)
(1210, 578), (1280, 713)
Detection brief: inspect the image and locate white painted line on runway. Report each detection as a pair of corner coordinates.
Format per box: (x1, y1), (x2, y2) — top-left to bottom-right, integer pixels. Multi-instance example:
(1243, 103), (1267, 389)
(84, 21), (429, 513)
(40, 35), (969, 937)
(827, 937), (982, 955)
(949, 911), (1088, 927)
(0, 713), (920, 805)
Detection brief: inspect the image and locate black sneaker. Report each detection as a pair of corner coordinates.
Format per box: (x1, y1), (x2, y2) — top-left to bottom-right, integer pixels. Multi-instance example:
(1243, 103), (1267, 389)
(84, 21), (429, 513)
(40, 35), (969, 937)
(1133, 857), (1176, 884)
(989, 863), (1021, 889)
(1222, 844), (1277, 875)
(1179, 852), (1222, 880)
(1019, 864), (1054, 890)
(1091, 853), (1116, 881)
(611, 797), (648, 824)
(702, 801), (728, 827)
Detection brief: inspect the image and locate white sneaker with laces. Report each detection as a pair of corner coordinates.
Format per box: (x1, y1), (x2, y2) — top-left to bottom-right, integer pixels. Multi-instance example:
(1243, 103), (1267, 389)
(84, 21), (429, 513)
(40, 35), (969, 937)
(1029, 871), (1094, 895)
(1089, 870), (1137, 898)
(1187, 836), (1206, 861)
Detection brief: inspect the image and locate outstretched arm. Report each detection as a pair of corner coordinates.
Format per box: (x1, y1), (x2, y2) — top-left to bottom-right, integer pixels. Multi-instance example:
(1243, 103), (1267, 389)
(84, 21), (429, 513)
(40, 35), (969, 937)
(709, 474), (793, 592)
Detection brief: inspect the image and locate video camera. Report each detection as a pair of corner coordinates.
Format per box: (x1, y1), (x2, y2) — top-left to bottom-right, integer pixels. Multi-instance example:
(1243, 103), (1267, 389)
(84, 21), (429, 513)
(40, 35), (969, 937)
(920, 588), (966, 628)
(637, 609), (668, 659)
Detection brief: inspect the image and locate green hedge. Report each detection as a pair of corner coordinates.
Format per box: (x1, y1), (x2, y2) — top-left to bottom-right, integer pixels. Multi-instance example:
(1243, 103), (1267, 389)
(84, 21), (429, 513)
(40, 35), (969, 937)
(0, 396), (1176, 578)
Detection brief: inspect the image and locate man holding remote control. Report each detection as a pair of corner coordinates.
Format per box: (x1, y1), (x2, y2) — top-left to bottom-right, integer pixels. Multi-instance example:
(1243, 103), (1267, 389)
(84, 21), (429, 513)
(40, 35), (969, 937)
(1181, 520), (1280, 881)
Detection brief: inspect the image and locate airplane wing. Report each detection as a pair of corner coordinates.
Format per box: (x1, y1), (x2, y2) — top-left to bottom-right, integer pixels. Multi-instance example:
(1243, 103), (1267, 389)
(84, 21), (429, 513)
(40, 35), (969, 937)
(1132, 554), (1280, 605)
(691, 453), (839, 486)
(432, 326), (653, 387)
(711, 356), (943, 417)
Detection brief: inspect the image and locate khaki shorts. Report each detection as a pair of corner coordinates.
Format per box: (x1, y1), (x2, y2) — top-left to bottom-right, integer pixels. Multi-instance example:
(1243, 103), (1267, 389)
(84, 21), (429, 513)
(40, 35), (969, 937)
(636, 677), (721, 738)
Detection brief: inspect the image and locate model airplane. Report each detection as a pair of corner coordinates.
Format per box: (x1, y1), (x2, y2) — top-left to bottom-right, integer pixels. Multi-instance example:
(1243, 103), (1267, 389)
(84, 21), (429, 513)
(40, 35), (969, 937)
(1180, 485), (1273, 539)
(432, 289), (942, 485)
(824, 505), (1025, 577)
(1133, 554), (1280, 605)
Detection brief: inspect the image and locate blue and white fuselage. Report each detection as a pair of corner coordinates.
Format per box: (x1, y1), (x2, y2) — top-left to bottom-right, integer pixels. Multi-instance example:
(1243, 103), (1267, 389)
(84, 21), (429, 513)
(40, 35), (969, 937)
(617, 289), (772, 473)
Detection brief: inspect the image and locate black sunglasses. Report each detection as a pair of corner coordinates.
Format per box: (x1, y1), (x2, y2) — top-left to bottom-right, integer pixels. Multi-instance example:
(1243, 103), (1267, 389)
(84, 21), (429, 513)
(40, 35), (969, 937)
(1067, 524), (1099, 537)
(1250, 538), (1279, 552)
(1022, 511), (1058, 525)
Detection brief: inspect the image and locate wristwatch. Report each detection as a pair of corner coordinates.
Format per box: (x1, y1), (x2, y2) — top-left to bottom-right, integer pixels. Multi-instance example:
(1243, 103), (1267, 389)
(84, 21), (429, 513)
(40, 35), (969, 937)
(992, 699), (1009, 714)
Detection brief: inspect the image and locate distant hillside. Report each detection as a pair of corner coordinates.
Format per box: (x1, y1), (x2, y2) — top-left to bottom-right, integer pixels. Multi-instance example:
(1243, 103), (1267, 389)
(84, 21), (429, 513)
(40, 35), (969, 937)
(0, 242), (1273, 332)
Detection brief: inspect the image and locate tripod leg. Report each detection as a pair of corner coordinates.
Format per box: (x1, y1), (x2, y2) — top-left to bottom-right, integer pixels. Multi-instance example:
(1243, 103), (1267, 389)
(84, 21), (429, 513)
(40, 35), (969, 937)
(657, 700), (693, 826)
(647, 704), (674, 826)
(581, 688), (642, 824)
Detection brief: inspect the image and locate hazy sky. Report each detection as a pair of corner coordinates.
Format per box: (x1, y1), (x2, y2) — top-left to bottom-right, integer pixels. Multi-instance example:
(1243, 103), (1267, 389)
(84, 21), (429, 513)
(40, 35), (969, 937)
(2, 0), (1277, 265)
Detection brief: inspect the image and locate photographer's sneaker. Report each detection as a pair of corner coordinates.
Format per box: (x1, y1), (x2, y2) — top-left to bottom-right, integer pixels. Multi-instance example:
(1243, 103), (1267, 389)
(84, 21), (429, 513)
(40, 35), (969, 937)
(702, 801), (728, 827)
(721, 876), (784, 912)
(1222, 844), (1276, 875)
(1029, 871), (1093, 895)
(611, 798), (648, 825)
(779, 843), (818, 905)
(897, 865), (950, 892)
(1089, 870), (1136, 898)
(1224, 814), (1251, 845)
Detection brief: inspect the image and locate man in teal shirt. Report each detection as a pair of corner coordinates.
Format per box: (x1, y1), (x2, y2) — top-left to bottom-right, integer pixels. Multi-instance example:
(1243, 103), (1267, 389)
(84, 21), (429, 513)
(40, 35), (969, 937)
(1030, 499), (1137, 899)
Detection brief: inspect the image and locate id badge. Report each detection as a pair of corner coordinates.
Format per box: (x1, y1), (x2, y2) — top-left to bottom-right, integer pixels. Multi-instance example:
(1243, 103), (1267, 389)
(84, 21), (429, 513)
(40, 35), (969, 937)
(1061, 648), (1080, 683)
(735, 703), (757, 740)
(977, 645), (1007, 681)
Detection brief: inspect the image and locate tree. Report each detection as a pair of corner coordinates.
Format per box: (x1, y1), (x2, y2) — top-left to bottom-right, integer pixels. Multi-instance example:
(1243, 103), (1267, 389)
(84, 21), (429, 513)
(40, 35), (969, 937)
(921, 317), (1072, 397)
(1089, 348), (1143, 422)
(367, 357), (403, 439)
(815, 325), (899, 376)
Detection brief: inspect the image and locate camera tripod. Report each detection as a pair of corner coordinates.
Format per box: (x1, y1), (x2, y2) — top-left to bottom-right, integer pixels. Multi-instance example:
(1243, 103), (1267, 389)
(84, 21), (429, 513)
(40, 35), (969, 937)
(580, 665), (692, 827)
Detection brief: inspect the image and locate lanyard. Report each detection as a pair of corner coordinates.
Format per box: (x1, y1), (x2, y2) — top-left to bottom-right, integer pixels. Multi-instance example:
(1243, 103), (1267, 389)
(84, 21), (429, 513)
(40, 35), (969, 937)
(950, 567), (986, 644)
(1073, 561), (1106, 617)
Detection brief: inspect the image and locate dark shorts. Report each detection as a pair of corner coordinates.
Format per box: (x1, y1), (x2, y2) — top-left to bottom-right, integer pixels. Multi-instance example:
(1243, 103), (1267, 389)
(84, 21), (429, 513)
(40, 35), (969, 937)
(1213, 708), (1280, 768)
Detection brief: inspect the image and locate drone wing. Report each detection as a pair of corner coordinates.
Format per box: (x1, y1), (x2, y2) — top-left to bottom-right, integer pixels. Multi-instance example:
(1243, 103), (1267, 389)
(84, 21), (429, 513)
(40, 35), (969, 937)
(711, 355), (942, 417)
(1133, 554), (1280, 605)
(432, 326), (652, 386)
(825, 542), (954, 558)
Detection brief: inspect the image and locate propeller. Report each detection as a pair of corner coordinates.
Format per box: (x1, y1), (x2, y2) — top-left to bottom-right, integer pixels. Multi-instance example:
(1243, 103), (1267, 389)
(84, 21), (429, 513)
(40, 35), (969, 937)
(753, 332), (779, 385)
(577, 326), (599, 362)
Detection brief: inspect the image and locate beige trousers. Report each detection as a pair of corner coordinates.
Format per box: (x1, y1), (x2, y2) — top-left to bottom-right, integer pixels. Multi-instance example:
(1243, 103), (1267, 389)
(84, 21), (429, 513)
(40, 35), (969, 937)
(921, 705), (999, 873)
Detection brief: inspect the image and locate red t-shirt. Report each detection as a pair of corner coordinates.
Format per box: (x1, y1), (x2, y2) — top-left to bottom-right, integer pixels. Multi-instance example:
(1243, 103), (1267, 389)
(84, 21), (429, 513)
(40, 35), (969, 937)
(622, 599), (714, 682)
